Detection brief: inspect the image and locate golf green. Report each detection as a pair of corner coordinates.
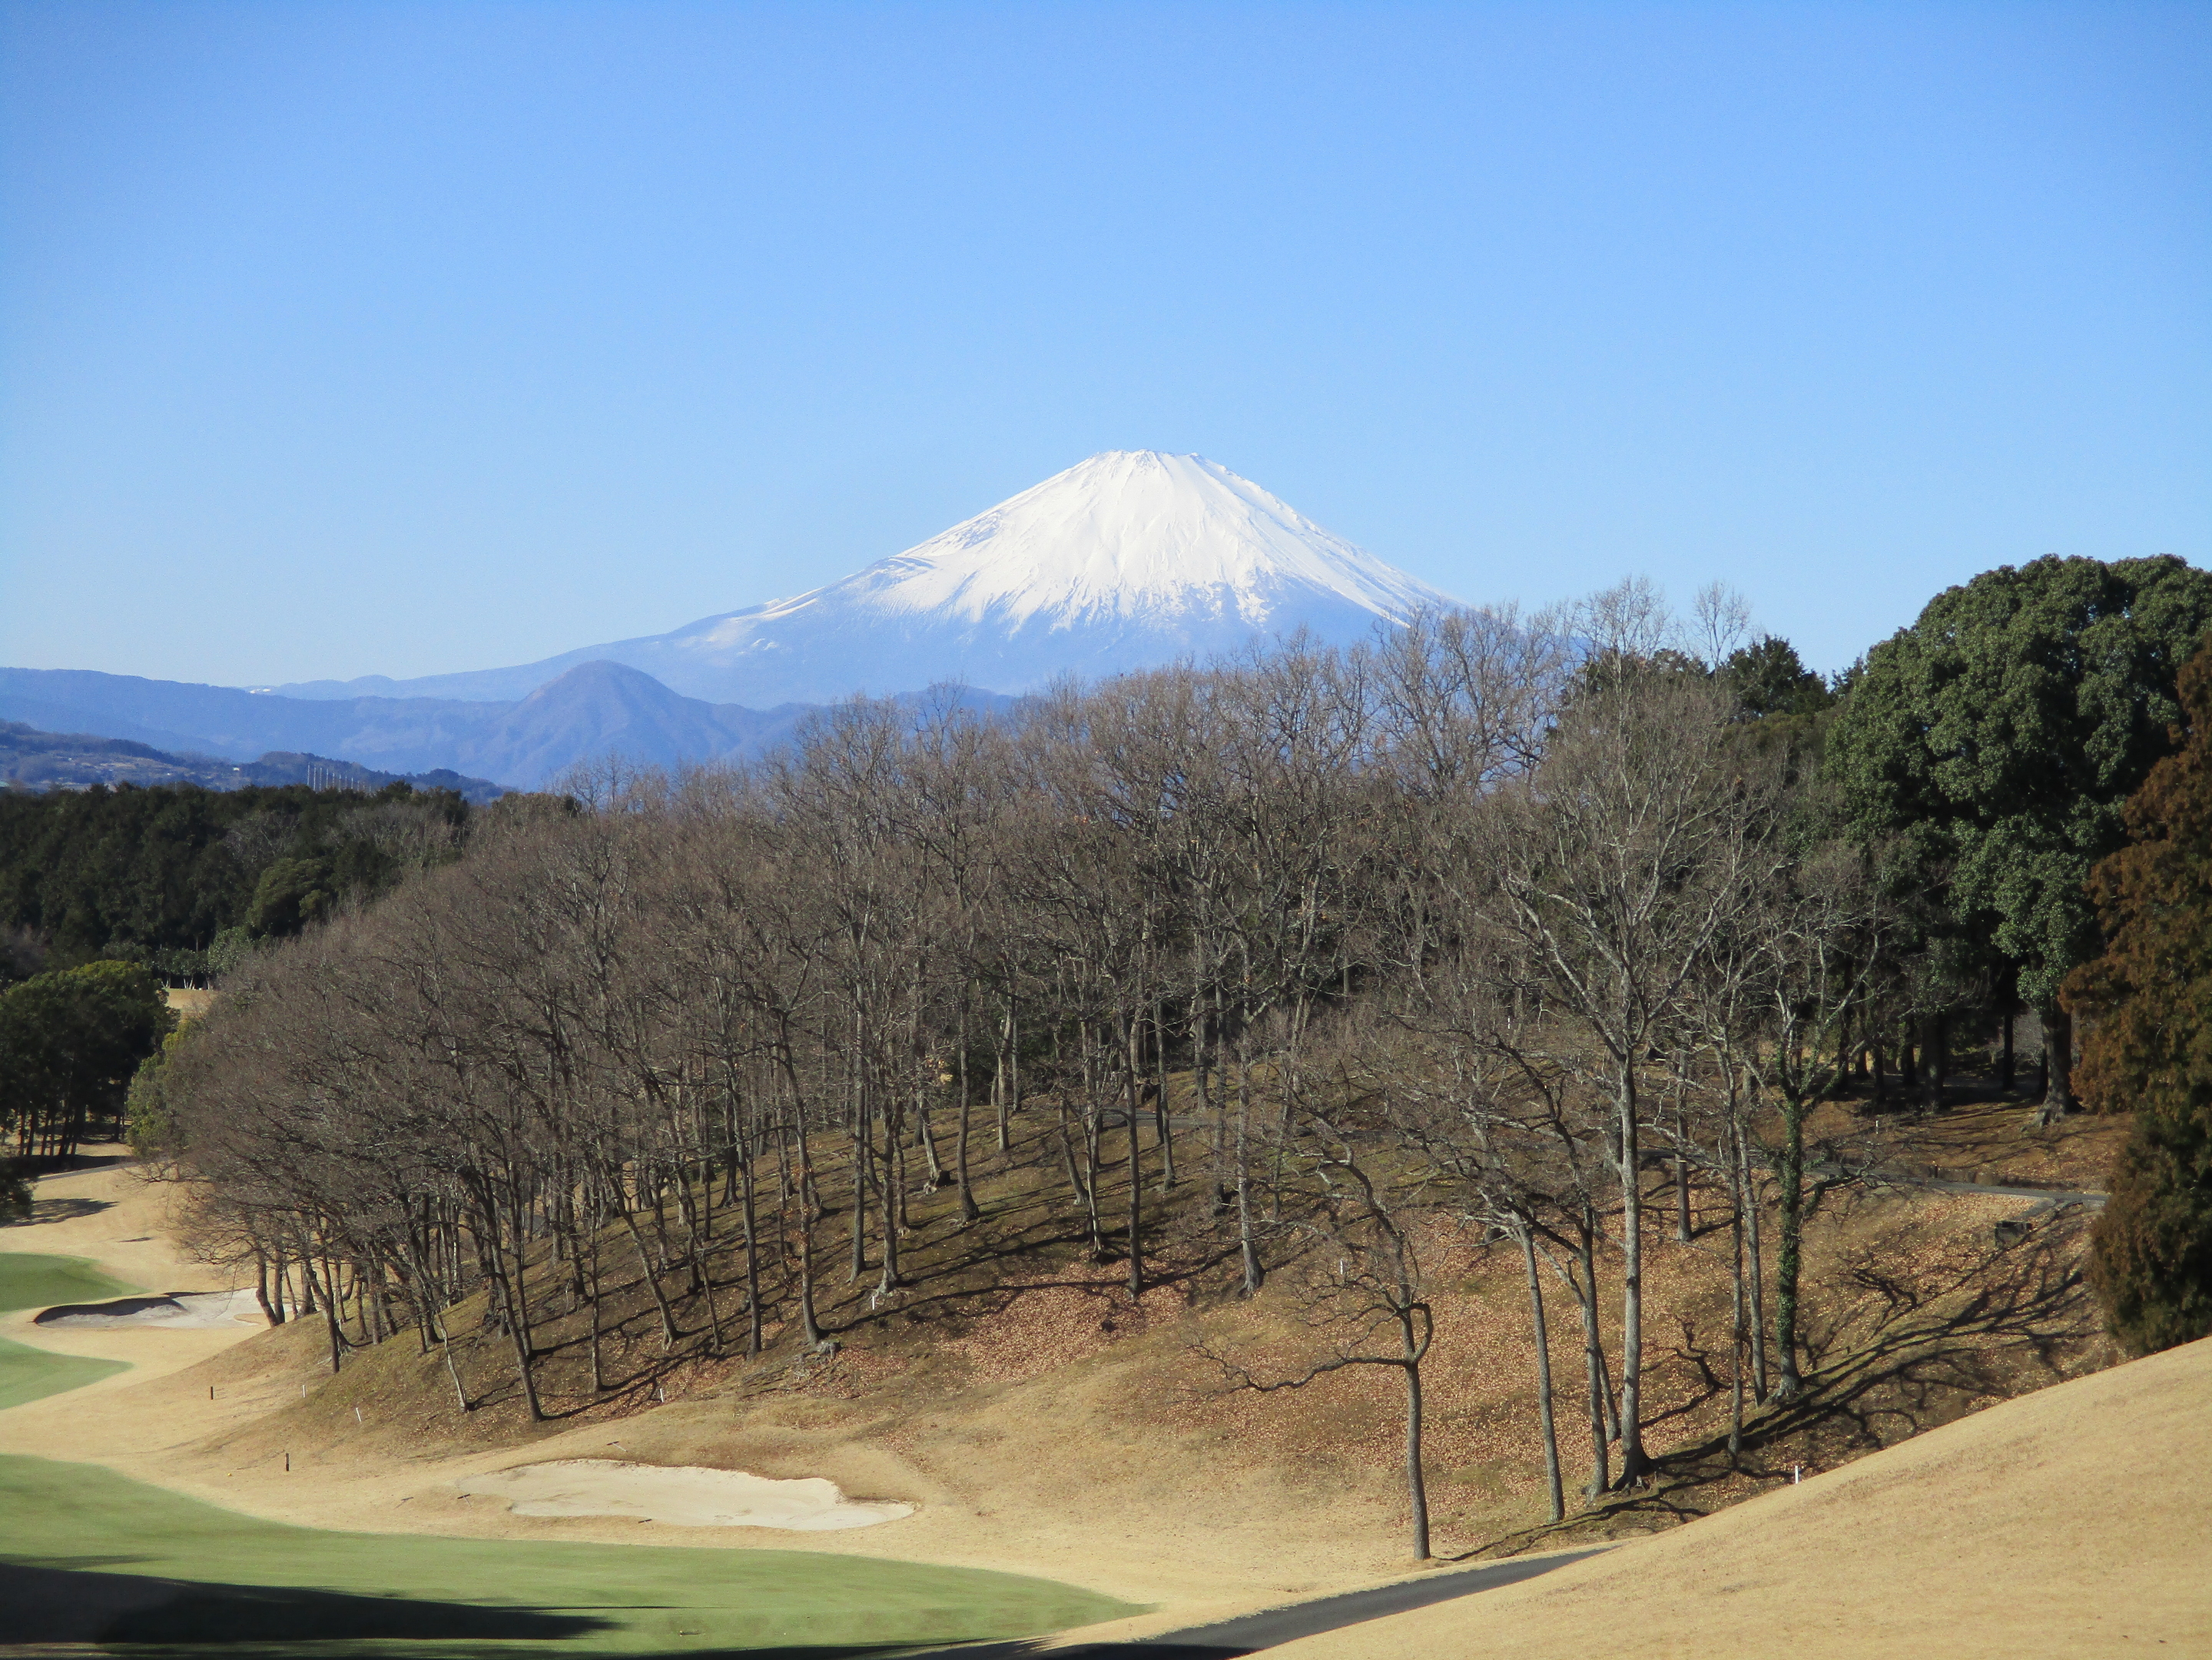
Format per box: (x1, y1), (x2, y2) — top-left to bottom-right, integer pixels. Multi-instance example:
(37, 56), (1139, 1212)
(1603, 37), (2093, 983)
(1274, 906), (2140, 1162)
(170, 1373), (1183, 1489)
(0, 1247), (142, 1313)
(0, 1250), (138, 1409)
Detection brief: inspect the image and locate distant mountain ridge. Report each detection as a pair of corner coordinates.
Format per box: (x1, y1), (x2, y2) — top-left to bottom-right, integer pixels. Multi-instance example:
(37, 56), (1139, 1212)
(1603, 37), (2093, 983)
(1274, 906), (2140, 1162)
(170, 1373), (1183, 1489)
(276, 452), (1458, 706)
(0, 721), (506, 800)
(0, 662), (834, 790)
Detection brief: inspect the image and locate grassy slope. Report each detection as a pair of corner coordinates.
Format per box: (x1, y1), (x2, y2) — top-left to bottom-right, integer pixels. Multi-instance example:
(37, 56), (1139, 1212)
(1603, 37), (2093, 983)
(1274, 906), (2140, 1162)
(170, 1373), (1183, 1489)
(1267, 1333), (2212, 1660)
(210, 1081), (2117, 1593)
(0, 1452), (1133, 1655)
(0, 1249), (136, 1408)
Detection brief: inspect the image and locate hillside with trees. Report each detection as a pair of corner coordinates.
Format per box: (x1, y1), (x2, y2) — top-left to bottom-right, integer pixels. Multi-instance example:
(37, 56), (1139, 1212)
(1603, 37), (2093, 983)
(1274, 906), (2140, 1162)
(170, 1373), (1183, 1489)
(122, 566), (2197, 1558)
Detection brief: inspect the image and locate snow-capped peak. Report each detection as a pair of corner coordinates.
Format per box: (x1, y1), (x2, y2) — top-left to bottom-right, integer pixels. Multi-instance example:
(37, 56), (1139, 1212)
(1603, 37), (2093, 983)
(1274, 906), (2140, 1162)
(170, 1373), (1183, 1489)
(273, 452), (1463, 709)
(720, 451), (1451, 639)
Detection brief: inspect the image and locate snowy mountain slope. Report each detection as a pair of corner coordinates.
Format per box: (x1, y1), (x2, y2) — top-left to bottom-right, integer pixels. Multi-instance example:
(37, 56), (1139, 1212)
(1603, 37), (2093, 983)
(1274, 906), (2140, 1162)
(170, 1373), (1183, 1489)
(279, 453), (1460, 706)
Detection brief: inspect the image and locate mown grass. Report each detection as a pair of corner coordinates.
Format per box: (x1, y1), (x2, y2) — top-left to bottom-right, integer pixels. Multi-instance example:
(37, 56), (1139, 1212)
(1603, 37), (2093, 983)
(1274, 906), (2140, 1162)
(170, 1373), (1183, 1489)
(0, 1250), (137, 1408)
(0, 1248), (141, 1313)
(0, 1453), (1137, 1656)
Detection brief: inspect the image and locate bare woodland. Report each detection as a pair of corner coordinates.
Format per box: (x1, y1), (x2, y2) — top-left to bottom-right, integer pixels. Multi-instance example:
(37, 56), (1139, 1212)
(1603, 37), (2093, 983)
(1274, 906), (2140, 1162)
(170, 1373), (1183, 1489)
(157, 588), (1962, 1559)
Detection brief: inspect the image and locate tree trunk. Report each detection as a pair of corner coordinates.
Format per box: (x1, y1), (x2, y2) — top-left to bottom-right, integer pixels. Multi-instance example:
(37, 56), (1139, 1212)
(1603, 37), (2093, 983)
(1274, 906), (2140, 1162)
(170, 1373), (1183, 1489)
(740, 1152), (764, 1356)
(955, 1004), (980, 1223)
(253, 1250), (278, 1326)
(586, 1227), (605, 1393)
(1574, 1257), (1610, 1498)
(794, 1157), (827, 1351)
(1739, 1122), (1769, 1400)
(877, 1094), (904, 1293)
(1402, 1353), (1431, 1561)
(1154, 997), (1176, 1191)
(1124, 1017), (1144, 1299)
(1235, 1040), (1262, 1296)
(2034, 1002), (2075, 1125)
(1769, 1094), (1807, 1403)
(849, 1097), (871, 1281)
(1520, 1227), (1564, 1523)
(1727, 1154), (1746, 1461)
(1614, 1071), (1651, 1485)
(621, 1207), (678, 1350)
(1673, 1100), (1693, 1246)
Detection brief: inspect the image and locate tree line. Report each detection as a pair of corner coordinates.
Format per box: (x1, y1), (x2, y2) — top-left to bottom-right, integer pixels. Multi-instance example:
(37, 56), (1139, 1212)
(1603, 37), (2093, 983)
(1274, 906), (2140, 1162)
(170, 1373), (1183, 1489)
(0, 779), (478, 984)
(140, 556), (2212, 1557)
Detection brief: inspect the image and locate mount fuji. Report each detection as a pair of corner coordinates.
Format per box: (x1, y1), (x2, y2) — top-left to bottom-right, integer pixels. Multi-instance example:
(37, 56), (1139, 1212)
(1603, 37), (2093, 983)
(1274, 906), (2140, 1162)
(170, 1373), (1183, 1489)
(0, 455), (1463, 788)
(280, 452), (1461, 706)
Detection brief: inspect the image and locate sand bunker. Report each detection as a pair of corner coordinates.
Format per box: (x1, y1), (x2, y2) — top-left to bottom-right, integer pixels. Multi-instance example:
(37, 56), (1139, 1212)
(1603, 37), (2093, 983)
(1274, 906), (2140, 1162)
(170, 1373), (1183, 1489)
(34, 1290), (262, 1331)
(455, 1460), (916, 1530)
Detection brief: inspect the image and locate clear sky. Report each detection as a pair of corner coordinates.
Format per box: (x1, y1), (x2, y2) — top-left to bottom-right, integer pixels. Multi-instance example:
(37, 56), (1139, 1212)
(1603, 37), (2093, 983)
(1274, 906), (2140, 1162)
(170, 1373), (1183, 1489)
(2, 1), (2205, 688)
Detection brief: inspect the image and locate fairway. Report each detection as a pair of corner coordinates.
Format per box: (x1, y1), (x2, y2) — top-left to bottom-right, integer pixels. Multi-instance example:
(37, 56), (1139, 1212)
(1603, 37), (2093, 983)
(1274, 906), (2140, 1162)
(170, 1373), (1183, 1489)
(0, 1250), (136, 1409)
(0, 1454), (1136, 1654)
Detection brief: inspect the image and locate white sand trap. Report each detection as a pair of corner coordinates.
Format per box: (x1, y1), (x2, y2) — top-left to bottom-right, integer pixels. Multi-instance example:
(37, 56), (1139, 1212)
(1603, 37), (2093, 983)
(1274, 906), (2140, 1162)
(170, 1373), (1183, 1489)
(454, 1460), (916, 1530)
(33, 1290), (263, 1330)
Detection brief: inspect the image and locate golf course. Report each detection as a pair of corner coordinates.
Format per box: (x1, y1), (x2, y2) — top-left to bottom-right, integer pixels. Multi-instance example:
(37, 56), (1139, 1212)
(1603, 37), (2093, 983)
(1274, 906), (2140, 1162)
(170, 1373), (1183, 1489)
(0, 1170), (1137, 1656)
(0, 1248), (133, 1410)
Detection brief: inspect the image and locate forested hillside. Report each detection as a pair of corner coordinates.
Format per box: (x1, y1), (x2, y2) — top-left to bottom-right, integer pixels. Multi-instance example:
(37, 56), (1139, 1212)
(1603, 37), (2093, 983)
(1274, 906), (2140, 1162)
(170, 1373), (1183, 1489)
(0, 780), (481, 980)
(138, 559), (2212, 1557)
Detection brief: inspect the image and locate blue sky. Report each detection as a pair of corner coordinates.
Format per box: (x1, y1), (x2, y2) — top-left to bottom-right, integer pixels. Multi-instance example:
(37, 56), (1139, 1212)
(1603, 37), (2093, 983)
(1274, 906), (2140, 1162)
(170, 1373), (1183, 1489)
(2, 1), (2205, 687)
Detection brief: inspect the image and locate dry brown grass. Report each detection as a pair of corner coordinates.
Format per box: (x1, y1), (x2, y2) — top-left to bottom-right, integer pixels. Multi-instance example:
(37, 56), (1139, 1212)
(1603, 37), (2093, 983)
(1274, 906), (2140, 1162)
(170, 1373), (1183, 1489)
(1269, 1334), (2212, 1660)
(0, 1099), (2120, 1629)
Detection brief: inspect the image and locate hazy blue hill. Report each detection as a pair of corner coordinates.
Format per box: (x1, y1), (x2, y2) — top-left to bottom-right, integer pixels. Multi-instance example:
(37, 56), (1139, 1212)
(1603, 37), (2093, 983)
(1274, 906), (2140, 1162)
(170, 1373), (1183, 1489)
(0, 721), (506, 801)
(0, 664), (1003, 790)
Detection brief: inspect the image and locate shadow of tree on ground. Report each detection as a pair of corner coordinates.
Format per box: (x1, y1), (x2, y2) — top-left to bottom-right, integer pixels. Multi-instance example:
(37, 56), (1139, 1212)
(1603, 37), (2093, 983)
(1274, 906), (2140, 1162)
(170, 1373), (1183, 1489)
(1, 1194), (112, 1227)
(1462, 1211), (2098, 1556)
(0, 1558), (611, 1646)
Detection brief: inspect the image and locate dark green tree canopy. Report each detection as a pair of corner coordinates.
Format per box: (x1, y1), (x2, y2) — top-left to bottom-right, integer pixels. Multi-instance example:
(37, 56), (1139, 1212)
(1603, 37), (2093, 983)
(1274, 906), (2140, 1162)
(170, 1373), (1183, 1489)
(0, 780), (473, 969)
(0, 959), (174, 1157)
(1826, 554), (2212, 1007)
(1722, 635), (1833, 721)
(244, 856), (335, 938)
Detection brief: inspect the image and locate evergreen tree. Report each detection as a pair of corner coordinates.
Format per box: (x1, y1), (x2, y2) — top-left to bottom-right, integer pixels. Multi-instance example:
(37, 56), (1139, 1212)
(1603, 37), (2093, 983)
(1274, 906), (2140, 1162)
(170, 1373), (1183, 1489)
(2064, 636), (2212, 1355)
(1826, 554), (2212, 1115)
(0, 960), (174, 1158)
